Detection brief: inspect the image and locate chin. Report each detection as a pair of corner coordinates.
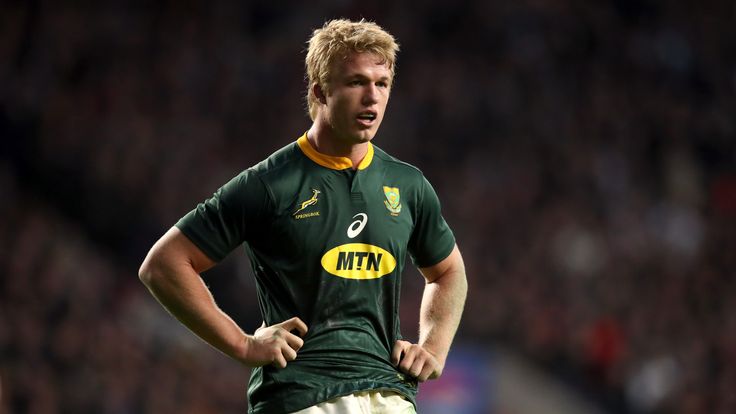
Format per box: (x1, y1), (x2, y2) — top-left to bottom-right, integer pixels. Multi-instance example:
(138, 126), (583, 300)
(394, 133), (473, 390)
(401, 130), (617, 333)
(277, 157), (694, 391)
(355, 129), (378, 143)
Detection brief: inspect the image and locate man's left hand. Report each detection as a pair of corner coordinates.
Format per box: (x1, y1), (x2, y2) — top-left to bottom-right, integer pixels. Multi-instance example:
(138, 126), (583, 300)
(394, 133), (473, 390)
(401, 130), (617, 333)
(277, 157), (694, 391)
(391, 340), (443, 382)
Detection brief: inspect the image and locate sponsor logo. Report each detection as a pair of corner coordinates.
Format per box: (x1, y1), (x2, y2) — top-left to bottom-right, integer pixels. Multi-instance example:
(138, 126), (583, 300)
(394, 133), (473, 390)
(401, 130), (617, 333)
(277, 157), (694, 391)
(293, 189), (321, 218)
(347, 213), (368, 238)
(321, 243), (397, 279)
(383, 186), (401, 216)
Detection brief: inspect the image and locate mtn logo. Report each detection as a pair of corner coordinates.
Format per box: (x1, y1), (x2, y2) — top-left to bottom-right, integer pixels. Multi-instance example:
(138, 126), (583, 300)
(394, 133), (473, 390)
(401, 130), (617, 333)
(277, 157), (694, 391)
(321, 243), (397, 280)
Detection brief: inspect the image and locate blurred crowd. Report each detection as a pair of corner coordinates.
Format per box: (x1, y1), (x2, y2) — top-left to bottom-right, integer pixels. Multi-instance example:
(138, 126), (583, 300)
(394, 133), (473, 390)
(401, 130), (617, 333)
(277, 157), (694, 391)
(1, 1), (735, 413)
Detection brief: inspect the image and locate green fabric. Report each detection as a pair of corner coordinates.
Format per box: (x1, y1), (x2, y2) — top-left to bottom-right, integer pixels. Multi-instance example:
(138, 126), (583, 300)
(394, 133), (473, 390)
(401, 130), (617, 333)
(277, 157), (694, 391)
(176, 139), (455, 414)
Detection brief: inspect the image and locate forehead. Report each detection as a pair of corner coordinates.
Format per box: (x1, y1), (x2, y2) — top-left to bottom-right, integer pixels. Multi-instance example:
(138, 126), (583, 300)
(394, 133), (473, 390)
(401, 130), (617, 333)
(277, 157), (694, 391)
(333, 52), (391, 79)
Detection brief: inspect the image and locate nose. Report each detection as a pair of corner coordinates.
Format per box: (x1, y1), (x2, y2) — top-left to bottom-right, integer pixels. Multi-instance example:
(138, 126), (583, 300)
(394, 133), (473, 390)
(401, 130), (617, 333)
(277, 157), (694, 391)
(362, 84), (379, 105)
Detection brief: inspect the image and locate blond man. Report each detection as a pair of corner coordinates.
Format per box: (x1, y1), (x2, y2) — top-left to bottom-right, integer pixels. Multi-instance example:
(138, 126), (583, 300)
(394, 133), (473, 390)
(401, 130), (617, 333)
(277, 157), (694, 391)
(139, 19), (467, 413)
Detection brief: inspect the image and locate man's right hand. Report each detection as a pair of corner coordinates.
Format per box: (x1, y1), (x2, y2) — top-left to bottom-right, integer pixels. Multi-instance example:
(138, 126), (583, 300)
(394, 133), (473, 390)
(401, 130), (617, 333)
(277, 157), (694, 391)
(242, 317), (308, 368)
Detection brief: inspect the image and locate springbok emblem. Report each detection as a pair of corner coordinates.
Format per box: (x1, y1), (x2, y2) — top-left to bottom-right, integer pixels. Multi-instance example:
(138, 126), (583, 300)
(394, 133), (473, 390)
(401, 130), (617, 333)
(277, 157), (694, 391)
(293, 189), (321, 215)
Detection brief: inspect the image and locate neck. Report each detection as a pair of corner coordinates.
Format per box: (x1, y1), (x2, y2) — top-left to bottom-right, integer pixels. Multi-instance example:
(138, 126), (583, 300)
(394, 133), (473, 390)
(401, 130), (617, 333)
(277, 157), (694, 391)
(306, 121), (369, 170)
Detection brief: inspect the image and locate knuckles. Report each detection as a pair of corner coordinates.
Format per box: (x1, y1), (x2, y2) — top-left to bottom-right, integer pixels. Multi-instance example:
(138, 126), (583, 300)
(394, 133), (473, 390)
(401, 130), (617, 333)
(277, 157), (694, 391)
(396, 344), (442, 381)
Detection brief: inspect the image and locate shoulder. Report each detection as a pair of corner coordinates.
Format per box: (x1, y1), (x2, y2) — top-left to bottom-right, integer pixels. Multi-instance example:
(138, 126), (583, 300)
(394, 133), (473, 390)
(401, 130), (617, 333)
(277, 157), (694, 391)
(234, 140), (308, 187)
(242, 138), (320, 210)
(249, 140), (303, 176)
(372, 145), (424, 180)
(371, 145), (438, 209)
(216, 141), (304, 203)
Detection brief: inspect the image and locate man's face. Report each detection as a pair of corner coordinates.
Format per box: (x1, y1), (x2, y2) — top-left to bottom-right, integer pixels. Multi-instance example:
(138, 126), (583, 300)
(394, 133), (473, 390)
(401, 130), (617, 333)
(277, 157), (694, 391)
(322, 52), (392, 145)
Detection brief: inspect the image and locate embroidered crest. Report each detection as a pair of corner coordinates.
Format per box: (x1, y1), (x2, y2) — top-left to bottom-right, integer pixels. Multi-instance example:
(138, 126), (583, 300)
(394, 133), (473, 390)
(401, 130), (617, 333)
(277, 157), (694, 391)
(293, 189), (321, 219)
(383, 186), (401, 216)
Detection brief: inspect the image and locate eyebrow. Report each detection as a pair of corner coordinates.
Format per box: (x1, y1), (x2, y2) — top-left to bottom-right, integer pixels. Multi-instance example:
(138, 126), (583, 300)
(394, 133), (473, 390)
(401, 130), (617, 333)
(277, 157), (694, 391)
(346, 73), (391, 83)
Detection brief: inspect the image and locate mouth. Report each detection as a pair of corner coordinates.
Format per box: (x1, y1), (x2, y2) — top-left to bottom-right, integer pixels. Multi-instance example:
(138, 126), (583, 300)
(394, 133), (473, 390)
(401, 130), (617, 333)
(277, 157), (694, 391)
(356, 111), (377, 126)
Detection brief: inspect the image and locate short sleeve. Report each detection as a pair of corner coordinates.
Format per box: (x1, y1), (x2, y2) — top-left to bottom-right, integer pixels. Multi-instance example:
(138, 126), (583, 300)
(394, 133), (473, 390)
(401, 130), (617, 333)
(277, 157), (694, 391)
(408, 176), (456, 268)
(175, 169), (270, 262)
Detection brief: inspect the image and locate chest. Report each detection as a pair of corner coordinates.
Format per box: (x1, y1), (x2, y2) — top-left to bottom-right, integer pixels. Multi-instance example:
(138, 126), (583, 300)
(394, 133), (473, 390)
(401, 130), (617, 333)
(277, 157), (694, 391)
(292, 170), (411, 237)
(268, 169), (415, 272)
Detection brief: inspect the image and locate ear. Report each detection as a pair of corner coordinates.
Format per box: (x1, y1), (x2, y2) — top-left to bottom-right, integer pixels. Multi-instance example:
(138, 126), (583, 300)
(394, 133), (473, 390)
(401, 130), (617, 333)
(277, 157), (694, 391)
(313, 83), (327, 105)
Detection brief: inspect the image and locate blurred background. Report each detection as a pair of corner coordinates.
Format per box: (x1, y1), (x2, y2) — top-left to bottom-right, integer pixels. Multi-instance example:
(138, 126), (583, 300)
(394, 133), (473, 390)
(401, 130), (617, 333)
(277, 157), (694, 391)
(1, 1), (735, 413)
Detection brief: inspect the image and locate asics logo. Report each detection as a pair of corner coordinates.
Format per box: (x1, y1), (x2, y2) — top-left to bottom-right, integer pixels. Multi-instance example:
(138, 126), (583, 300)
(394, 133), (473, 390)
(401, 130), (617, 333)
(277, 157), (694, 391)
(347, 213), (368, 238)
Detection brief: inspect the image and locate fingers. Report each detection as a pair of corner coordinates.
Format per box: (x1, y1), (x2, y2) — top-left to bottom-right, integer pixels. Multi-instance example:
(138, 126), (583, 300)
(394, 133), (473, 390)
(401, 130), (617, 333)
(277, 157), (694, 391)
(280, 317), (308, 337)
(283, 330), (305, 352)
(411, 355), (437, 382)
(263, 333), (299, 369)
(275, 317), (307, 354)
(393, 341), (441, 382)
(270, 317), (308, 367)
(271, 349), (288, 368)
(280, 339), (298, 363)
(247, 317), (309, 369)
(391, 340), (409, 365)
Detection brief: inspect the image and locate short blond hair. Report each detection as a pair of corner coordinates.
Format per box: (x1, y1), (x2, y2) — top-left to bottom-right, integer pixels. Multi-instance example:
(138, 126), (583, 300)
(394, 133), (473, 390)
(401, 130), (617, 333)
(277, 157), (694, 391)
(305, 19), (400, 120)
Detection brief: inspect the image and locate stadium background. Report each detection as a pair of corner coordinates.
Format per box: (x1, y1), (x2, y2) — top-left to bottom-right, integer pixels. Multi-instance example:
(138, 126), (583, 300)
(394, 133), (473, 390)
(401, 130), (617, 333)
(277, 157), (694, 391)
(1, 1), (734, 413)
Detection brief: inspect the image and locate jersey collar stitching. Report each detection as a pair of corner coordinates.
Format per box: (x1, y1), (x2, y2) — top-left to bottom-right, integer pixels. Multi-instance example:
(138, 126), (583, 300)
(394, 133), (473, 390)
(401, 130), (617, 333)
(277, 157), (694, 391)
(296, 133), (374, 170)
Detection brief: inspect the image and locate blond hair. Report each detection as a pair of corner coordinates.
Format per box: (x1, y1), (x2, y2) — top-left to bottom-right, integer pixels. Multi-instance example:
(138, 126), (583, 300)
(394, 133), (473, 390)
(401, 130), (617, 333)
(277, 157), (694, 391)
(305, 19), (399, 120)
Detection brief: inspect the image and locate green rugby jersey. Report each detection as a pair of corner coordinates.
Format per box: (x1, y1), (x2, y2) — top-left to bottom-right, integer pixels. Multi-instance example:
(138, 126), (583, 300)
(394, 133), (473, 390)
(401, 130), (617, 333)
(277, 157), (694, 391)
(176, 133), (456, 413)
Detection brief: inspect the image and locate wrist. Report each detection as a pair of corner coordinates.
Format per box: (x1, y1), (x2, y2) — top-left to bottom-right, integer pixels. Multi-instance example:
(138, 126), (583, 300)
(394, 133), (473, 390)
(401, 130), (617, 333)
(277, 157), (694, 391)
(230, 333), (252, 364)
(419, 341), (447, 367)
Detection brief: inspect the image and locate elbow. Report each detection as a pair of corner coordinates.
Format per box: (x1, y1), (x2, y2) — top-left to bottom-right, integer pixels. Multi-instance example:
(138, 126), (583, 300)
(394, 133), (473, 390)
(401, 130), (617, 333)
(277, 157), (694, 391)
(138, 253), (161, 287)
(138, 261), (153, 287)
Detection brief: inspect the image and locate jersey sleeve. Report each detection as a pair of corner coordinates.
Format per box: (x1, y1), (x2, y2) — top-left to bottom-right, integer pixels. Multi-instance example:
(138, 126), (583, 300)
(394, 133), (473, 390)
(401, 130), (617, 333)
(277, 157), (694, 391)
(408, 175), (456, 268)
(175, 169), (270, 262)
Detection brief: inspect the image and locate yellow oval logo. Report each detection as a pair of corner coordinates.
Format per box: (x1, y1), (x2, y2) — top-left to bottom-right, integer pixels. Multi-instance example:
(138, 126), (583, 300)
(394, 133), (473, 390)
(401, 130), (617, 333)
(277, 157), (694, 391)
(321, 243), (397, 280)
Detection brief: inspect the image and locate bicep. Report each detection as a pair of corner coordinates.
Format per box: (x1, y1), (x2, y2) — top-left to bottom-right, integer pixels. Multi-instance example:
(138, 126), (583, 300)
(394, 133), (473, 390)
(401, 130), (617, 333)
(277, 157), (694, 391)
(418, 244), (464, 283)
(143, 226), (217, 276)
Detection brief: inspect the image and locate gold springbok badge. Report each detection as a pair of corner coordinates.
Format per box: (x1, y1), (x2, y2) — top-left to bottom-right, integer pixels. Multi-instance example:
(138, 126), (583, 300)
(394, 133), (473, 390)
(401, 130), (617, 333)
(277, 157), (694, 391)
(383, 186), (401, 216)
(294, 189), (321, 216)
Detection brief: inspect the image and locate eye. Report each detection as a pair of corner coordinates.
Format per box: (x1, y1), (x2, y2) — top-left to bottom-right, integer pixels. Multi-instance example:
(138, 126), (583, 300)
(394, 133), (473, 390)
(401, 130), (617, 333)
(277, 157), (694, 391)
(376, 81), (389, 88)
(349, 80), (363, 87)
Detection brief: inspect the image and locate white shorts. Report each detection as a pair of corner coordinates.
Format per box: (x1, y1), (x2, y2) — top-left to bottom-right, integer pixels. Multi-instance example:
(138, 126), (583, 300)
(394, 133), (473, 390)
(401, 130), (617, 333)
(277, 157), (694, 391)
(292, 390), (416, 414)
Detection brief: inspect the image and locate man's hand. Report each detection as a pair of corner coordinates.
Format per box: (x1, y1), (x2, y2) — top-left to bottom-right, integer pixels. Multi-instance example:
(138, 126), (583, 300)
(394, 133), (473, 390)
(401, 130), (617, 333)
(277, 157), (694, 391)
(243, 317), (308, 368)
(391, 339), (443, 382)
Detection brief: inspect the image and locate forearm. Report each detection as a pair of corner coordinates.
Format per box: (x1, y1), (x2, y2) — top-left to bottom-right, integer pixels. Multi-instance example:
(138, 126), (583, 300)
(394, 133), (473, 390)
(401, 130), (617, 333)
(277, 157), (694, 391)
(140, 260), (248, 362)
(418, 264), (467, 366)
